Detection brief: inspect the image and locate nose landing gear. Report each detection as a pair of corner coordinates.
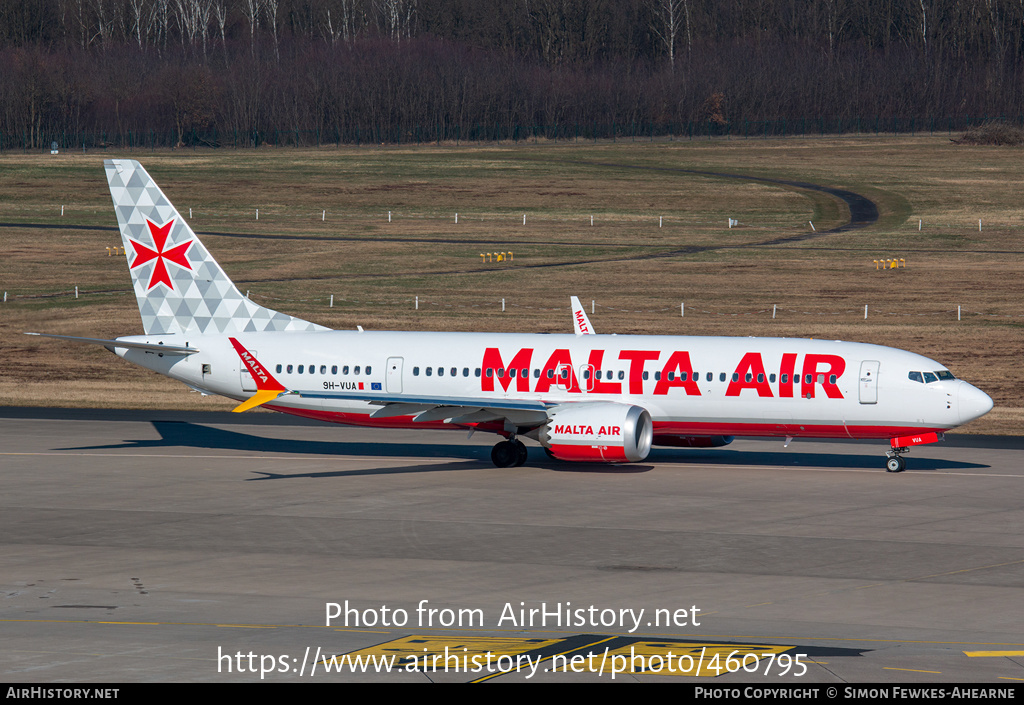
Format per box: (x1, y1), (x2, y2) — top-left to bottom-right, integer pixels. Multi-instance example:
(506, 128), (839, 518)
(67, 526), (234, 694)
(491, 436), (529, 468)
(885, 447), (908, 473)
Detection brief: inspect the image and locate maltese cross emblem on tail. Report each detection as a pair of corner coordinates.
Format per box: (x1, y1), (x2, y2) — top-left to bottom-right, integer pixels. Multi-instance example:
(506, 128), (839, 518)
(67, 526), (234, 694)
(129, 219), (193, 290)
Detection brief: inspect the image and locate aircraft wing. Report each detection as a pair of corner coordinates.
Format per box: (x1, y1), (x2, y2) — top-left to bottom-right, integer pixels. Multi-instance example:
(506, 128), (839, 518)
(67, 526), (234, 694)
(297, 389), (550, 425)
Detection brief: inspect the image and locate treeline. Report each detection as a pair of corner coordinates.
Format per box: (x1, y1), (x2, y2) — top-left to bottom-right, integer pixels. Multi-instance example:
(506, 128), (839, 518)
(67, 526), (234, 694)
(3, 0), (1024, 148)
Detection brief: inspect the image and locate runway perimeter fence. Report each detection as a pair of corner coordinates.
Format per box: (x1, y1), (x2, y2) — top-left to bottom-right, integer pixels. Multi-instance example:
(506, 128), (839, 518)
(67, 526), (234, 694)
(3, 286), (1019, 323)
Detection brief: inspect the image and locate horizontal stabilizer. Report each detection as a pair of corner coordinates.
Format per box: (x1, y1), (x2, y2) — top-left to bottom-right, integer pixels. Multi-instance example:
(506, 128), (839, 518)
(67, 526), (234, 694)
(25, 332), (198, 355)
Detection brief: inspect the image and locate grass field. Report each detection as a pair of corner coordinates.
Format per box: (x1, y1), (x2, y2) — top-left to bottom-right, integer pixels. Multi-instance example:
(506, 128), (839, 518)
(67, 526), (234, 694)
(2, 135), (1022, 433)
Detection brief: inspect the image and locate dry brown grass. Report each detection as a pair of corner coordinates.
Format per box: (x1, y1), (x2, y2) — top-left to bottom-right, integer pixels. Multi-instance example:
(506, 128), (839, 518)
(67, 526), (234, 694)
(952, 121), (1024, 146)
(2, 136), (1022, 434)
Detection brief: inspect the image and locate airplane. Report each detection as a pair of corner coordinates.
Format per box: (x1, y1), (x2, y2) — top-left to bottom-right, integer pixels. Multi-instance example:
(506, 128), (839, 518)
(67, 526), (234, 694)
(26, 159), (994, 473)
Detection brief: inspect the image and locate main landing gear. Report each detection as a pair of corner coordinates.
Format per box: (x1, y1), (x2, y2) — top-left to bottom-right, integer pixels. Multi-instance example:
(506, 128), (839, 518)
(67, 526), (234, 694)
(491, 436), (528, 468)
(885, 447), (908, 473)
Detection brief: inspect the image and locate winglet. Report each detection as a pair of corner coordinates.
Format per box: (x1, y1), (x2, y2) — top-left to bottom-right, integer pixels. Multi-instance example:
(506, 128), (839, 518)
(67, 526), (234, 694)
(228, 337), (287, 412)
(570, 296), (595, 336)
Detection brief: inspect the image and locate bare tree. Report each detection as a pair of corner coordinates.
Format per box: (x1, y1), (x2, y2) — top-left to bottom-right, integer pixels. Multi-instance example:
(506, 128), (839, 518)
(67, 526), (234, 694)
(212, 0), (228, 63)
(241, 0), (261, 57)
(375, 0), (416, 41)
(126, 0), (148, 47)
(323, 0), (358, 45)
(648, 0), (690, 68)
(264, 0), (280, 61)
(174, 0), (213, 58)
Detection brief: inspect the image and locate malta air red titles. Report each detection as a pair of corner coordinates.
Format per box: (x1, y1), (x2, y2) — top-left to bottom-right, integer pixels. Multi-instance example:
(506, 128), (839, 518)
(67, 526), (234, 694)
(27, 160), (993, 472)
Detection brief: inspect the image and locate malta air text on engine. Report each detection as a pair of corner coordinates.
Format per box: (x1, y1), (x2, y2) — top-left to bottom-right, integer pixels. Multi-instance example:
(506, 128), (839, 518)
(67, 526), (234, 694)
(480, 347), (847, 399)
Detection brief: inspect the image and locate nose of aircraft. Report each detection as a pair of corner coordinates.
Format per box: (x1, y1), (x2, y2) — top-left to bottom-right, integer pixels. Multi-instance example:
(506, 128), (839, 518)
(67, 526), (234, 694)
(958, 382), (994, 424)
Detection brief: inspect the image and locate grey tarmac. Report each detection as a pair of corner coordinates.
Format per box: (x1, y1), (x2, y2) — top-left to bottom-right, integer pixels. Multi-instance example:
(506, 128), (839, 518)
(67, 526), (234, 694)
(1, 408), (1022, 683)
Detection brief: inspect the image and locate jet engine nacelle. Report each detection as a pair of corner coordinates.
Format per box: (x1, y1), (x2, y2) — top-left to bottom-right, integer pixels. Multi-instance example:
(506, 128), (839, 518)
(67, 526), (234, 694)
(540, 403), (653, 462)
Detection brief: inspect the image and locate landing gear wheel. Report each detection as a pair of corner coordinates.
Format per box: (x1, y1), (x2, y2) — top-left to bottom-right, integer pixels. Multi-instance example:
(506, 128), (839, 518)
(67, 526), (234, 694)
(513, 439), (528, 467)
(886, 456), (906, 473)
(491, 441), (519, 468)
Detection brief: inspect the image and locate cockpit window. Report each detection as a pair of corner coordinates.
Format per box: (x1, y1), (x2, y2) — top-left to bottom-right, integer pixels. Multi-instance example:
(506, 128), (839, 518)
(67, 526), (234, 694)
(936, 370), (956, 381)
(923, 372), (938, 384)
(908, 371), (923, 383)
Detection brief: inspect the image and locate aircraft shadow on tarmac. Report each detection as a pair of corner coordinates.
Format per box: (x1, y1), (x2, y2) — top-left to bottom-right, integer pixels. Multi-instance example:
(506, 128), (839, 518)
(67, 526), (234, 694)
(54, 420), (990, 477)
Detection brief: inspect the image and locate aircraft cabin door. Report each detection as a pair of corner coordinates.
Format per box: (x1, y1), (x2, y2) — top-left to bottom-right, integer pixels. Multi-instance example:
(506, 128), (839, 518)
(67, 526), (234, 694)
(859, 360), (879, 404)
(386, 357), (404, 394)
(240, 350), (258, 391)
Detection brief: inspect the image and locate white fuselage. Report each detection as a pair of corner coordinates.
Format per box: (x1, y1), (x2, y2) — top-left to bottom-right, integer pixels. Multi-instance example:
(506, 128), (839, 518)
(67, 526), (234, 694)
(116, 330), (992, 441)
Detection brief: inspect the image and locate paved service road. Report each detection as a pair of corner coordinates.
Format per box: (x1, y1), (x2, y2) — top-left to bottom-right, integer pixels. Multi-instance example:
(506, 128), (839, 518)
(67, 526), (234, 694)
(2, 409), (1022, 682)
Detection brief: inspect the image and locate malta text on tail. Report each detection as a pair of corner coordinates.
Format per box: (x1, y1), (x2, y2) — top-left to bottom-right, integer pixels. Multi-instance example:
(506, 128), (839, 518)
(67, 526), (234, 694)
(105, 159), (324, 336)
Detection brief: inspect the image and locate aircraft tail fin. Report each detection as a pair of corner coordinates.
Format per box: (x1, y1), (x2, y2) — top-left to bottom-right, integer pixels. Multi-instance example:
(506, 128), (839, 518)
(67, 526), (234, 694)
(104, 159), (326, 336)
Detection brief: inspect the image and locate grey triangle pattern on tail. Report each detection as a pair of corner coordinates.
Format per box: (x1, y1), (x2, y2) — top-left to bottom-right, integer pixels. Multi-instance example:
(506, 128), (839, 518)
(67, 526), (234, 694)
(104, 159), (327, 336)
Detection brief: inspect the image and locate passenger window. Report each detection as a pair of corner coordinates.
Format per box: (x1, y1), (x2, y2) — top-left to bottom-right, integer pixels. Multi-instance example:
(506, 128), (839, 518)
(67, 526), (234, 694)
(667, 372), (675, 381)
(546, 369), (554, 379)
(817, 374), (824, 384)
(706, 372), (713, 382)
(533, 369), (540, 378)
(320, 365), (327, 374)
(618, 371), (625, 380)
(643, 371), (649, 381)
(769, 373), (776, 383)
(343, 365), (349, 375)
(475, 368), (481, 377)
(331, 365), (338, 375)
(497, 368), (505, 378)
(298, 365), (304, 373)
(583, 369), (591, 380)
(276, 364), (282, 373)
(805, 374), (812, 384)
(366, 366), (372, 375)
(654, 371), (661, 381)
(286, 364), (293, 373)
(829, 374), (836, 384)
(595, 370), (602, 380)
(413, 367), (420, 376)
(732, 373), (739, 382)
(452, 368), (458, 377)
(463, 368), (470, 377)
(719, 372), (726, 382)
(757, 374), (764, 383)
(781, 374), (788, 384)
(438, 367), (445, 377)
(426, 367), (433, 376)
(745, 373), (752, 382)
(486, 368), (493, 377)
